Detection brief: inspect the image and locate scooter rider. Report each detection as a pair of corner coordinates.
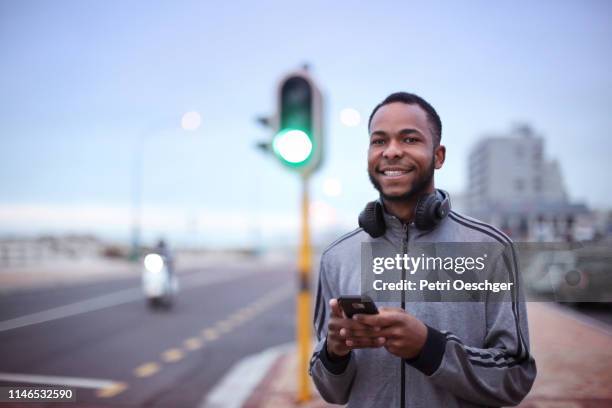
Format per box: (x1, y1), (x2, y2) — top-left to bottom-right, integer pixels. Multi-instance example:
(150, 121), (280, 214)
(155, 239), (174, 277)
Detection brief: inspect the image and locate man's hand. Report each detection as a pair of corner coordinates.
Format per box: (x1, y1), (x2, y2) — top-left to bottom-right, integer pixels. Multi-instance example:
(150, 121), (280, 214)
(354, 307), (428, 359)
(326, 299), (385, 359)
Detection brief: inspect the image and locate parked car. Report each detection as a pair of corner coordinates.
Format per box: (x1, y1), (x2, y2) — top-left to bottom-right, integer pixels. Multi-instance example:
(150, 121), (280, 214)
(524, 245), (612, 304)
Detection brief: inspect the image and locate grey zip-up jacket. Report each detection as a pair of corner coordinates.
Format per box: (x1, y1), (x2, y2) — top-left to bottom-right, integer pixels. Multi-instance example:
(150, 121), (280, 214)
(310, 209), (537, 407)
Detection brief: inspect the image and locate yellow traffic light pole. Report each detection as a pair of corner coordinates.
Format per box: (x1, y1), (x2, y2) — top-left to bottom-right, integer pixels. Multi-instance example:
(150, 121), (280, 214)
(260, 67), (322, 403)
(297, 174), (312, 402)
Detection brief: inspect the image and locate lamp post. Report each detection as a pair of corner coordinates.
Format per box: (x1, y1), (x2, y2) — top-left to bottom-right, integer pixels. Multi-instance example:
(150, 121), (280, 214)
(129, 111), (201, 260)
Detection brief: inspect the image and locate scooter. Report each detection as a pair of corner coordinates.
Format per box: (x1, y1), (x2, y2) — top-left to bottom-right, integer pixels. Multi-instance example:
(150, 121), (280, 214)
(142, 253), (178, 309)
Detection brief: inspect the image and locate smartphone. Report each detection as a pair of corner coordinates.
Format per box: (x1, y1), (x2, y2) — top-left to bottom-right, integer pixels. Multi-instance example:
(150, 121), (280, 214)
(337, 295), (379, 318)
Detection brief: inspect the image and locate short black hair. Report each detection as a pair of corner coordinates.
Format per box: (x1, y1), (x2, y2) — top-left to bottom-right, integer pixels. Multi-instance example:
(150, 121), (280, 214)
(368, 92), (442, 146)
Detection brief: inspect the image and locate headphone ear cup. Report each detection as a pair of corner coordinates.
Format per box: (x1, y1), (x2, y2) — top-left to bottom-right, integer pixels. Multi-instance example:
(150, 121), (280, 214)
(437, 193), (450, 219)
(414, 193), (438, 230)
(358, 201), (386, 238)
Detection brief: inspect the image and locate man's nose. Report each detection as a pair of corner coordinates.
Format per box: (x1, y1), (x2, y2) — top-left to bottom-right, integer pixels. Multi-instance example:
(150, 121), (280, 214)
(383, 140), (403, 160)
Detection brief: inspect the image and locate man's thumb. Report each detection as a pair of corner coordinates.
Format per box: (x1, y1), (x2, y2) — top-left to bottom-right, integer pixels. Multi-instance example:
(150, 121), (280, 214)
(329, 298), (342, 317)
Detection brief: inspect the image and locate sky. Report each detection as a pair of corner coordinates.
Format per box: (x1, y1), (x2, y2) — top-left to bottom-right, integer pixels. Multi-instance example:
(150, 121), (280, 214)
(1, 0), (611, 248)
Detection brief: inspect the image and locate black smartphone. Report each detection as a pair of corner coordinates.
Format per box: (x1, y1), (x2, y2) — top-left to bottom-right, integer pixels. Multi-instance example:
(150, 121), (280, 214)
(337, 295), (379, 318)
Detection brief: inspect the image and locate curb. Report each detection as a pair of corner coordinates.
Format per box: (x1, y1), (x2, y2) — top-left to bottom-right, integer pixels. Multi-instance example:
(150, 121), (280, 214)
(200, 343), (294, 408)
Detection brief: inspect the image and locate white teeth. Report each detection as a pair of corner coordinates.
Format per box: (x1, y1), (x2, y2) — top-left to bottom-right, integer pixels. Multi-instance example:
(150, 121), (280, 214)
(384, 170), (408, 176)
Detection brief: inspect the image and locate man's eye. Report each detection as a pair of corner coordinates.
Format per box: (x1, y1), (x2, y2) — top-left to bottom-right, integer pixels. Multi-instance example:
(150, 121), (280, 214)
(404, 137), (417, 143)
(371, 139), (385, 145)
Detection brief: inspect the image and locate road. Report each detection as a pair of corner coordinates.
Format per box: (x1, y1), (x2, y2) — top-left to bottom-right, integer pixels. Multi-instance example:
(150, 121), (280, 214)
(1, 258), (609, 408)
(0, 260), (297, 407)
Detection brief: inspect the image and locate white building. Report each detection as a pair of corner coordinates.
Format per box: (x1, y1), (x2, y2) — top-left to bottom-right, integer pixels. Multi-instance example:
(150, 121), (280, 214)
(467, 125), (589, 240)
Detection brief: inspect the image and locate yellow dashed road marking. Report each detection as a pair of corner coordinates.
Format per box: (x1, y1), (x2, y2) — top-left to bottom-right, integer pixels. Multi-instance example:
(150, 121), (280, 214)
(184, 337), (202, 350)
(134, 362), (161, 378)
(96, 382), (128, 398)
(123, 284), (294, 395)
(233, 309), (252, 321)
(239, 308), (254, 318)
(161, 348), (184, 363)
(202, 328), (219, 341)
(251, 303), (266, 313)
(217, 320), (234, 333)
(228, 313), (244, 325)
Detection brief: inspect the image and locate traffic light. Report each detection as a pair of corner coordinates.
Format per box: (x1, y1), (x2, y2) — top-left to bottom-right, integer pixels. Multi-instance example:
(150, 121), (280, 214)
(272, 71), (323, 175)
(253, 68), (324, 402)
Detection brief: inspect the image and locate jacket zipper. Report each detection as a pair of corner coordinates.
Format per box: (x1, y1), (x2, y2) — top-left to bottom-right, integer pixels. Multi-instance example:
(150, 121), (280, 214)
(400, 223), (409, 408)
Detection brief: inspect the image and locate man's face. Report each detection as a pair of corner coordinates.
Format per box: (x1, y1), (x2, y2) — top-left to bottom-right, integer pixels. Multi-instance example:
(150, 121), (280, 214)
(367, 102), (445, 202)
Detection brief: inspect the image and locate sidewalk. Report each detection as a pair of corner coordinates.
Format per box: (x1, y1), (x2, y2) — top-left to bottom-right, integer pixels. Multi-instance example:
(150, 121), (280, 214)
(222, 303), (612, 407)
(521, 303), (612, 407)
(244, 351), (329, 408)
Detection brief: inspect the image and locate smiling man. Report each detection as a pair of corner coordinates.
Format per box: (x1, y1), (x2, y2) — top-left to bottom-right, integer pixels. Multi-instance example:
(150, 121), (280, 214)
(367, 97), (443, 222)
(309, 92), (537, 407)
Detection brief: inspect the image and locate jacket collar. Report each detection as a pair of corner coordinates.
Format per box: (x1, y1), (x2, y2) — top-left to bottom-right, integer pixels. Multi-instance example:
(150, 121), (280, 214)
(377, 189), (451, 244)
(379, 200), (413, 244)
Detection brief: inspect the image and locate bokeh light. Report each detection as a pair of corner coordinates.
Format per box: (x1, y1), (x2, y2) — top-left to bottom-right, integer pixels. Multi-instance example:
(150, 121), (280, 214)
(340, 108), (361, 127)
(181, 111), (202, 131)
(323, 178), (342, 197)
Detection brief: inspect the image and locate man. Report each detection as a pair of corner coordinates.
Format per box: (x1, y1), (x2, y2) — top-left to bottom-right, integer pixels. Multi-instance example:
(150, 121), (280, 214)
(310, 92), (537, 407)
(155, 238), (174, 277)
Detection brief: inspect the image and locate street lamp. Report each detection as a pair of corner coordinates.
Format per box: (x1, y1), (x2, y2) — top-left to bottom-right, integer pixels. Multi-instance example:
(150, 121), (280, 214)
(130, 112), (201, 260)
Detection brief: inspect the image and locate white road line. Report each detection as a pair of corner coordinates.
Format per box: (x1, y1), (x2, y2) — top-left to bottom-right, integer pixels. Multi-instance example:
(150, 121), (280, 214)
(0, 268), (267, 333)
(0, 288), (142, 333)
(201, 343), (293, 408)
(0, 372), (119, 390)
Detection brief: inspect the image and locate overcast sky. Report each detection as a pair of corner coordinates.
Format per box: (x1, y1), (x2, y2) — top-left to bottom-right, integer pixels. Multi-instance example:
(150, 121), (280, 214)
(1, 0), (610, 247)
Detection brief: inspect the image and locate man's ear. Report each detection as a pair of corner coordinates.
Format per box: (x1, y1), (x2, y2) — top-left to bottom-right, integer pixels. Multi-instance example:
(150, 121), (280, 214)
(434, 145), (446, 169)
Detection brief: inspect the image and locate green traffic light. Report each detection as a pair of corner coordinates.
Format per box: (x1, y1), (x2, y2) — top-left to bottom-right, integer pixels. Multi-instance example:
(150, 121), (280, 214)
(272, 73), (322, 173)
(272, 129), (313, 165)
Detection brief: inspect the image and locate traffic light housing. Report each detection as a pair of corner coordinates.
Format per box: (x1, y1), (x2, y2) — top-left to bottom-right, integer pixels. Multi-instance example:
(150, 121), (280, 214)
(272, 71), (323, 176)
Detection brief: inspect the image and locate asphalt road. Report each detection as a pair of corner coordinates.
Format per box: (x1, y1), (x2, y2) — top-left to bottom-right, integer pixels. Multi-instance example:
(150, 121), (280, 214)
(1, 259), (609, 408)
(0, 261), (297, 407)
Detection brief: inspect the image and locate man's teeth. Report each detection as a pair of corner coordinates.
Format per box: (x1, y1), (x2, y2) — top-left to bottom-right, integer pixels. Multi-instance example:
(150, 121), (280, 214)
(383, 170), (409, 176)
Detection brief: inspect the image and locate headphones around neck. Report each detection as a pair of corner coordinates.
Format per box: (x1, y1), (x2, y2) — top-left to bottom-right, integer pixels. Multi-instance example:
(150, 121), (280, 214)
(358, 189), (451, 238)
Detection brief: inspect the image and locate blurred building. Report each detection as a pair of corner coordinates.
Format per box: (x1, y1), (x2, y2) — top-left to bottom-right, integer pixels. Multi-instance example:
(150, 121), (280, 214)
(466, 125), (590, 241)
(0, 235), (122, 268)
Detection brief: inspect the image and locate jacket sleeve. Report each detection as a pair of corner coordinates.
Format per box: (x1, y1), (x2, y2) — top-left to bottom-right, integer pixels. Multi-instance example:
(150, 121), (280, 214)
(309, 254), (357, 404)
(406, 249), (537, 407)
